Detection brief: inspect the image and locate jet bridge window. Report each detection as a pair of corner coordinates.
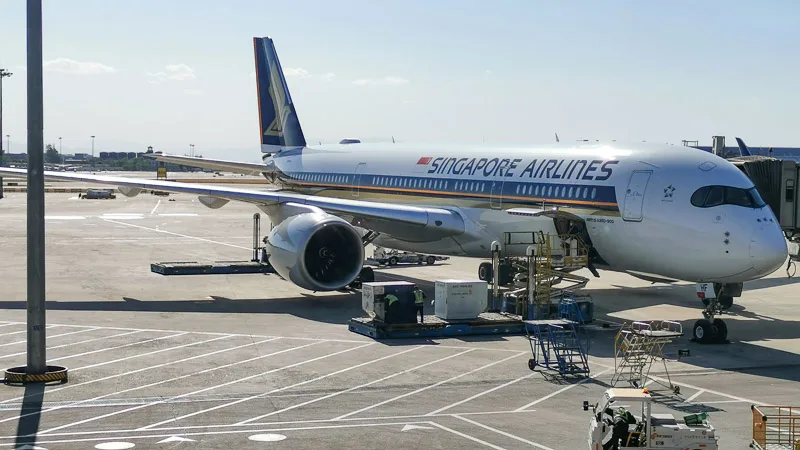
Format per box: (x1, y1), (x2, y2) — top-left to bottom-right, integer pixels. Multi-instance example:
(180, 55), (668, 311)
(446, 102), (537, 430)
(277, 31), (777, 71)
(690, 185), (767, 208)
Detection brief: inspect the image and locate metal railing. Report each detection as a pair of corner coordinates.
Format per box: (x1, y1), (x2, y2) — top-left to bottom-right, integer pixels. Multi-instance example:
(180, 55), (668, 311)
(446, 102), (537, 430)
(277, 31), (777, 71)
(751, 405), (800, 449)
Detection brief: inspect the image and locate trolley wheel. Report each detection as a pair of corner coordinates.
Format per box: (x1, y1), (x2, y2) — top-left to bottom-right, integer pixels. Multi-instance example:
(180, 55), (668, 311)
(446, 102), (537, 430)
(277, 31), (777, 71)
(426, 256), (436, 265)
(388, 256), (398, 266)
(478, 262), (492, 282)
(673, 385), (681, 395)
(528, 358), (536, 371)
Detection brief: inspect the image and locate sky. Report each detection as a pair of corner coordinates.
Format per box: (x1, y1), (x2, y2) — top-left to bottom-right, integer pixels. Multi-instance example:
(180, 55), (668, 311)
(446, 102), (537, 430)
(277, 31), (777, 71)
(0, 0), (799, 162)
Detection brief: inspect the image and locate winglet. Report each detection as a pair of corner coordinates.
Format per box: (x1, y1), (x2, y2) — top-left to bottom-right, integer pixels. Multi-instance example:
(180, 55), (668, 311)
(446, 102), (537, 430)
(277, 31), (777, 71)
(735, 137), (752, 157)
(253, 37), (307, 154)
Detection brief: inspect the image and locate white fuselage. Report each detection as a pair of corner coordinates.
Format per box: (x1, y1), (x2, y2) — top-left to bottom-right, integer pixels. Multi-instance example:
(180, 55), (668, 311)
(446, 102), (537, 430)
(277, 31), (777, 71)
(266, 141), (787, 284)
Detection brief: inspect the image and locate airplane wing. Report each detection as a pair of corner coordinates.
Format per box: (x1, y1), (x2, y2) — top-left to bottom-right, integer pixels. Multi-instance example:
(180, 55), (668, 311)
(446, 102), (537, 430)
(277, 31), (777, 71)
(145, 153), (272, 177)
(0, 168), (465, 241)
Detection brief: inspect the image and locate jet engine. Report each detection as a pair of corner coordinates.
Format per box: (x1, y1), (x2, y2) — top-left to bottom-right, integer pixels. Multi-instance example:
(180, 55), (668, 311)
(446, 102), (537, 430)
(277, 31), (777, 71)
(265, 212), (365, 291)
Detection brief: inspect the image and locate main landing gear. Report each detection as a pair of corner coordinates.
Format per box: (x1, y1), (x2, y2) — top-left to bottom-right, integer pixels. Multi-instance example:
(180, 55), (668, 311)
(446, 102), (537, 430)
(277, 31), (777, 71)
(692, 283), (738, 345)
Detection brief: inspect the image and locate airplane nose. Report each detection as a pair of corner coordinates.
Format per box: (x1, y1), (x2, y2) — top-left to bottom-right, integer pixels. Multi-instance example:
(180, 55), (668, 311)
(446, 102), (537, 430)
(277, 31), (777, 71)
(749, 221), (788, 276)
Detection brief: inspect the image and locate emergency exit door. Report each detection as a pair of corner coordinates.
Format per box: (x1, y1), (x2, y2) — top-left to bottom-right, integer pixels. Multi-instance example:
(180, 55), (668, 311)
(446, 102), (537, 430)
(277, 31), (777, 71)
(490, 181), (504, 209)
(351, 162), (366, 198)
(622, 170), (651, 222)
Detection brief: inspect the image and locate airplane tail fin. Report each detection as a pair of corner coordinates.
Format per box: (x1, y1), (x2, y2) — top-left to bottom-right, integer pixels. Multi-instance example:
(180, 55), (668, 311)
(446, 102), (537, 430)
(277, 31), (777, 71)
(735, 137), (752, 157)
(253, 37), (306, 154)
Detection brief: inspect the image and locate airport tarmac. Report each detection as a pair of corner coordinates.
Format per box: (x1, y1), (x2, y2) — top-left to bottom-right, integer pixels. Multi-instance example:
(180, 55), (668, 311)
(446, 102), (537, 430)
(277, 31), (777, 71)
(0, 183), (799, 449)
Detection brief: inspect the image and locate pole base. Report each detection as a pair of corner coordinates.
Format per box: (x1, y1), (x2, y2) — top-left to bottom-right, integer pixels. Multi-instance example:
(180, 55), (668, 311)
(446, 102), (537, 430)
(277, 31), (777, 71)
(3, 365), (68, 385)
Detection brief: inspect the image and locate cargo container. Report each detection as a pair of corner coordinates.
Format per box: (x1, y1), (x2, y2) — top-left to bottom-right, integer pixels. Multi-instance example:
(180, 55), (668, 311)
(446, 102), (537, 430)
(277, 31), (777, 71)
(434, 280), (487, 320)
(362, 281), (417, 324)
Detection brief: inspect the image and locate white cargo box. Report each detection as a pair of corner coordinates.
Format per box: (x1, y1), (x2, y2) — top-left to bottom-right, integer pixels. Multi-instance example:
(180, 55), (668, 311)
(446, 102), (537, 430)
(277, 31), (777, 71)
(362, 281), (415, 318)
(434, 279), (487, 320)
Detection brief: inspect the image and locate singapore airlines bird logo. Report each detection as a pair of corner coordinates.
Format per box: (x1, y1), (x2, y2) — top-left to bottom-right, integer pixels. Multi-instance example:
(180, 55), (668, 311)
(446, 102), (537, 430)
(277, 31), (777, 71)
(264, 60), (292, 138)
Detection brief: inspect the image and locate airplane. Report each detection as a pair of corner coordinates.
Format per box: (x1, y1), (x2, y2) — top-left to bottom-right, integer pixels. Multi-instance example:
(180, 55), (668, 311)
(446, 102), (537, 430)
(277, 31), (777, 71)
(0, 37), (788, 345)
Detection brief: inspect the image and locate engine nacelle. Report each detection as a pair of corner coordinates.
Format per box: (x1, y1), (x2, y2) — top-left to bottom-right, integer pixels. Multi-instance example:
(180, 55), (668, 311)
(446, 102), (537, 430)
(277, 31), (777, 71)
(266, 212), (365, 291)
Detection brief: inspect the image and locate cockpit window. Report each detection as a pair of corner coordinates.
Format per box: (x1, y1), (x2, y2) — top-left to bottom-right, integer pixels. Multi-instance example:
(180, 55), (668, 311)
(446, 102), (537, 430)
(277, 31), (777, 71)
(690, 185), (767, 208)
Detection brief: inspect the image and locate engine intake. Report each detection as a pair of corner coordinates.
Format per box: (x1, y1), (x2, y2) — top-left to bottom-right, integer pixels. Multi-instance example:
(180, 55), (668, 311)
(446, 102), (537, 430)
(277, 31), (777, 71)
(265, 212), (364, 291)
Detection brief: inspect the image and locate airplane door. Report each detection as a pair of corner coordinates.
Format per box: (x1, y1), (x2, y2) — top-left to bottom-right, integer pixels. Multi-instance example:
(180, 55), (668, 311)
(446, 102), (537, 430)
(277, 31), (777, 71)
(490, 181), (504, 210)
(351, 162), (366, 198)
(622, 170), (651, 222)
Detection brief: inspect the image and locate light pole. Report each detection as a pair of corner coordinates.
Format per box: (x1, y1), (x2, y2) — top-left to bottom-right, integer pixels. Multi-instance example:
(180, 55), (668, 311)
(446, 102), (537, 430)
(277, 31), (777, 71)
(90, 135), (95, 159)
(58, 136), (62, 163)
(0, 68), (12, 167)
(190, 144), (195, 157)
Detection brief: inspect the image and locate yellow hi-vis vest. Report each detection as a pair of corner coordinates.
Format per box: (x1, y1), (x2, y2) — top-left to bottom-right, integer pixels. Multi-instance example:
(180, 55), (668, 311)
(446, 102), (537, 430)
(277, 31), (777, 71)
(385, 294), (399, 306)
(413, 290), (425, 304)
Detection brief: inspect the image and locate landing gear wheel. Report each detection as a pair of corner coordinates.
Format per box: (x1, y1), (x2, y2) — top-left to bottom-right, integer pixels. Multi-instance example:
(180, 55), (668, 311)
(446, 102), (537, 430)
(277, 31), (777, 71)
(360, 267), (375, 283)
(712, 318), (728, 343)
(426, 256), (436, 265)
(388, 256), (398, 266)
(692, 319), (715, 344)
(478, 262), (493, 282)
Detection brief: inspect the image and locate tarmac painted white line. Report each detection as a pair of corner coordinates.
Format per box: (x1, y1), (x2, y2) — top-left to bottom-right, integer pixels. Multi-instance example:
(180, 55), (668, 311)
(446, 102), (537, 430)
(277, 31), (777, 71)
(46, 331), (188, 363)
(45, 215), (86, 220)
(334, 351), (524, 420)
(240, 349), (478, 425)
(0, 323), (21, 329)
(454, 415), (555, 450)
(30, 322), (373, 343)
(135, 342), (377, 430)
(94, 442), (135, 450)
(248, 433), (286, 442)
(149, 199), (161, 215)
(0, 325), (59, 339)
(686, 389), (706, 402)
(0, 333), (221, 411)
(36, 341), (330, 435)
(700, 400), (747, 404)
(0, 409), (542, 440)
(103, 219), (250, 250)
(0, 338), (277, 423)
(513, 367), (612, 412)
(429, 422), (507, 450)
(427, 372), (539, 415)
(641, 373), (761, 404)
(0, 327), (99, 348)
(180, 345), (424, 427)
(235, 345), (426, 425)
(101, 214), (144, 220)
(0, 422), (436, 447)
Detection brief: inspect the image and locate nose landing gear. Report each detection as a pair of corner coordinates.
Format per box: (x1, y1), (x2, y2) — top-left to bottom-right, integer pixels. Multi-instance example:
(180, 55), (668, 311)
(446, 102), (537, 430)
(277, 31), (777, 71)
(693, 283), (737, 344)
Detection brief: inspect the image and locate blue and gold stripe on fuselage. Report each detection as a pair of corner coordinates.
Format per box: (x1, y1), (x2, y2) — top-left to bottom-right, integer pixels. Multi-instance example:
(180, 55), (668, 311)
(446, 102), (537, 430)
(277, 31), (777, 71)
(278, 171), (620, 213)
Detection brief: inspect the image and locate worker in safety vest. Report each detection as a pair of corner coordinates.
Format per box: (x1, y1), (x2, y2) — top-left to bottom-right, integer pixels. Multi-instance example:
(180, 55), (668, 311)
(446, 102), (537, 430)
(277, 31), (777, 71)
(384, 293), (399, 324)
(603, 406), (636, 450)
(413, 285), (426, 323)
